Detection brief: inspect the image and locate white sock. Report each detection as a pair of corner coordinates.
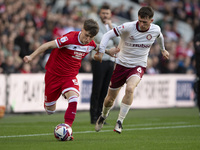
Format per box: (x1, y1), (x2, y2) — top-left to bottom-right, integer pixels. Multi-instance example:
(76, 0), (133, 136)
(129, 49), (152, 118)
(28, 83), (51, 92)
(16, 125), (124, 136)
(45, 109), (55, 115)
(117, 102), (131, 123)
(102, 105), (111, 118)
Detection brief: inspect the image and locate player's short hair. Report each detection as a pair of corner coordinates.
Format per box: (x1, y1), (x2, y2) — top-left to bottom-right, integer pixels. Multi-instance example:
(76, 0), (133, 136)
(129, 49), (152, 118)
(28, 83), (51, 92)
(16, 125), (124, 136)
(100, 4), (110, 10)
(138, 6), (154, 19)
(83, 19), (99, 37)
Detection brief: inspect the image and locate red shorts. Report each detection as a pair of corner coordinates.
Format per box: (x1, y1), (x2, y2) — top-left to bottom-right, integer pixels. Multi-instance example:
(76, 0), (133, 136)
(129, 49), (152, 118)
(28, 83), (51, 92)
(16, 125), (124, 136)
(110, 64), (146, 89)
(44, 71), (79, 106)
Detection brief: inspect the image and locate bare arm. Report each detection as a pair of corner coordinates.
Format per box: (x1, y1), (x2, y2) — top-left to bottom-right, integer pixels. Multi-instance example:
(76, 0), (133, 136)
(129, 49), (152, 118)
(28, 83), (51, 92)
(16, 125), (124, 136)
(94, 45), (119, 57)
(94, 42), (120, 62)
(23, 40), (57, 63)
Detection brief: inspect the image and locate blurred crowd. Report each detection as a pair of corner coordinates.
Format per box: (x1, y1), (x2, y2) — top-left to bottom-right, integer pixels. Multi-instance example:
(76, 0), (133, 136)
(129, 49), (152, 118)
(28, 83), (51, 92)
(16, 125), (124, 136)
(0, 0), (199, 75)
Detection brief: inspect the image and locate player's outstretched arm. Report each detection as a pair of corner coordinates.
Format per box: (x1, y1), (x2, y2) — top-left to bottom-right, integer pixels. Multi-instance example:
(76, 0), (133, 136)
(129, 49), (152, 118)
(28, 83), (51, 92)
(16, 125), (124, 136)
(93, 47), (120, 62)
(94, 29), (118, 63)
(99, 29), (117, 53)
(23, 41), (57, 63)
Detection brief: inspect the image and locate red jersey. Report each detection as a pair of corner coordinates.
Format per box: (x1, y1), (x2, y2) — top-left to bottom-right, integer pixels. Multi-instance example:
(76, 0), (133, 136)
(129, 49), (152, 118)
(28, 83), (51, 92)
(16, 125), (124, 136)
(45, 31), (96, 77)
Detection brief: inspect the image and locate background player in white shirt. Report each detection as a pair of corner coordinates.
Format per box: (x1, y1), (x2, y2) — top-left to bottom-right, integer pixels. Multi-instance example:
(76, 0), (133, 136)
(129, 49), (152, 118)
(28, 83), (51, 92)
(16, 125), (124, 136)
(94, 6), (169, 134)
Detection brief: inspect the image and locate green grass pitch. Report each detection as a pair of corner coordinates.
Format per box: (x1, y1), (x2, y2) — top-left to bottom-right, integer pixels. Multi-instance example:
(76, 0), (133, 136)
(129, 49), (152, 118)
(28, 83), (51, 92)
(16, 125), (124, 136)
(0, 107), (200, 150)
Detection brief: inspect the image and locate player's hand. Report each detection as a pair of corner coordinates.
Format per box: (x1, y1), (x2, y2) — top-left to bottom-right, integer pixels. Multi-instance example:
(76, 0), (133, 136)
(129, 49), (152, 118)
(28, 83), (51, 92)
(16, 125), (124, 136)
(105, 19), (113, 29)
(94, 52), (103, 63)
(108, 47), (120, 58)
(23, 56), (32, 63)
(161, 50), (169, 60)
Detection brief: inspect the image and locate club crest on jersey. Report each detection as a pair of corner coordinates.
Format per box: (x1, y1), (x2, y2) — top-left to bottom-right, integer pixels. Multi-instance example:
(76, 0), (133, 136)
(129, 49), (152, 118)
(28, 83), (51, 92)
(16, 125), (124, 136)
(86, 46), (90, 52)
(146, 34), (152, 40)
(60, 36), (68, 43)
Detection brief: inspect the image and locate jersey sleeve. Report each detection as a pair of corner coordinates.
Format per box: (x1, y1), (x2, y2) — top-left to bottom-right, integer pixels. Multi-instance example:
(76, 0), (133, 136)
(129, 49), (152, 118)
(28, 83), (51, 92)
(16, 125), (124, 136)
(156, 26), (165, 50)
(99, 30), (118, 53)
(113, 22), (130, 36)
(156, 25), (162, 38)
(157, 32), (165, 50)
(55, 33), (71, 48)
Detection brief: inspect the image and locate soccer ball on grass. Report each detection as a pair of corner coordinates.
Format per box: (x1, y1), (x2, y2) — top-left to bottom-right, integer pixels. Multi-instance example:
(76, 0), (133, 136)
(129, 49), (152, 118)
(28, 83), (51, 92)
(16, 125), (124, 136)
(54, 123), (73, 141)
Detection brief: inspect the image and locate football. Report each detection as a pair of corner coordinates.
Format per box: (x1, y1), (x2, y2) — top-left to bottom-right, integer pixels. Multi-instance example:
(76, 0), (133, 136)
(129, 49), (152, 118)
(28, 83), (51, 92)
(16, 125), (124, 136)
(54, 123), (73, 141)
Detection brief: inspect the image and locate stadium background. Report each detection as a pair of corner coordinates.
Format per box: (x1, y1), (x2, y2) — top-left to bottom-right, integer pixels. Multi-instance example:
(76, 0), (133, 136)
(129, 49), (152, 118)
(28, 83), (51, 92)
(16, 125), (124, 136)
(1, 1), (200, 150)
(0, 0), (199, 114)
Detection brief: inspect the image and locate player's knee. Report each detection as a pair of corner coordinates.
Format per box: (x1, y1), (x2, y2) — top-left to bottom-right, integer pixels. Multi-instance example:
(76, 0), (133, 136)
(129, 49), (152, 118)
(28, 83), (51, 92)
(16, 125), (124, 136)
(125, 86), (135, 95)
(105, 96), (115, 105)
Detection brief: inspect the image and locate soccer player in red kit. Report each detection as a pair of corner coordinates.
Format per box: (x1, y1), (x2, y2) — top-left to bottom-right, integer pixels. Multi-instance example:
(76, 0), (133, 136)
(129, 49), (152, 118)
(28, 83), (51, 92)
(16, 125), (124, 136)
(23, 19), (119, 140)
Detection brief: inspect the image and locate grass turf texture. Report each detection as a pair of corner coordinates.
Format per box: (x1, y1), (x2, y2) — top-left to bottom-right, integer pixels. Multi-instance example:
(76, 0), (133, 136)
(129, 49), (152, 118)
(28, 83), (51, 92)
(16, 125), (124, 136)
(0, 108), (200, 150)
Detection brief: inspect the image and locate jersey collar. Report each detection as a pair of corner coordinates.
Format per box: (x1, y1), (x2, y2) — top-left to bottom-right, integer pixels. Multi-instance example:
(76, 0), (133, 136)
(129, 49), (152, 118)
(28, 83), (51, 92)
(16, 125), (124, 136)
(78, 31), (84, 45)
(136, 21), (150, 32)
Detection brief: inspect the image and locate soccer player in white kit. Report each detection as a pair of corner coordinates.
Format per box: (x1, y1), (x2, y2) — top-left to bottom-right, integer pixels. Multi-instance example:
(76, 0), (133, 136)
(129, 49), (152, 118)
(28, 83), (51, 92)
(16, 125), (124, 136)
(94, 6), (169, 134)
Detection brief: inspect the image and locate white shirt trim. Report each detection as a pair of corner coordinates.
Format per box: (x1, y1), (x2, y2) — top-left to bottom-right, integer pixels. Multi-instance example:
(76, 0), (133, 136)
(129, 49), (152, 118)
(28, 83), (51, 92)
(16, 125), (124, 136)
(78, 32), (84, 44)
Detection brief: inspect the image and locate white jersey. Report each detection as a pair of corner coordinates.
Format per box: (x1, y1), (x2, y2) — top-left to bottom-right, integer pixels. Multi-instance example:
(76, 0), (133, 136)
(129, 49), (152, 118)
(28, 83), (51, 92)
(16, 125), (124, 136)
(112, 21), (162, 68)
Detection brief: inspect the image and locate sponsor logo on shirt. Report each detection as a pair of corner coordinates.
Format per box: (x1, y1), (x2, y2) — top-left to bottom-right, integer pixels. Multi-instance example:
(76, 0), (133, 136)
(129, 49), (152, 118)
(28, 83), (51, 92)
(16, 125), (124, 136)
(125, 42), (151, 48)
(72, 51), (85, 60)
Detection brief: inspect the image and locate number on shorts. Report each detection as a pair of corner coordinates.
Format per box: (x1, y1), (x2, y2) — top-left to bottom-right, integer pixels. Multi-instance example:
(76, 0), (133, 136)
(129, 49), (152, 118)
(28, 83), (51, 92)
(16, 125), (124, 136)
(72, 79), (78, 85)
(137, 67), (142, 73)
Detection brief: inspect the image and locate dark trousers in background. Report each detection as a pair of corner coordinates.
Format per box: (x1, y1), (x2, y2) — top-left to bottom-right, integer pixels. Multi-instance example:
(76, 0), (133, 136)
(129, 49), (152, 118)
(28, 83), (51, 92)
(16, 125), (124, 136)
(197, 80), (200, 112)
(195, 54), (200, 112)
(90, 60), (114, 124)
(194, 78), (200, 113)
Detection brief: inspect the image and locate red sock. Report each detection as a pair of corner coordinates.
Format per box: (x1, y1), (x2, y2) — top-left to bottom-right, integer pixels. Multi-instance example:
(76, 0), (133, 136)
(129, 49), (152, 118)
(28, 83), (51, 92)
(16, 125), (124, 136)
(64, 96), (78, 126)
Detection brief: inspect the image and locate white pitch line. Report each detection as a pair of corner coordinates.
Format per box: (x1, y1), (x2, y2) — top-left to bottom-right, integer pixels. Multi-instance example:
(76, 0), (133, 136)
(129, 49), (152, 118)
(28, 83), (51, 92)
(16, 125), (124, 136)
(100, 122), (188, 129)
(100, 125), (200, 133)
(0, 124), (200, 139)
(76, 125), (200, 133)
(0, 122), (187, 128)
(0, 133), (52, 138)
